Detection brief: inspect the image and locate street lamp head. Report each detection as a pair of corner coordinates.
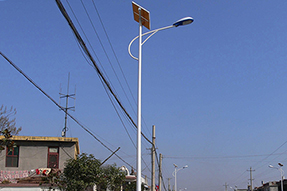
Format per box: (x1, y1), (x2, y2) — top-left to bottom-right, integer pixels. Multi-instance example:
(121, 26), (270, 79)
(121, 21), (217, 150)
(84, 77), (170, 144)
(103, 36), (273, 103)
(183, 165), (188, 169)
(174, 163), (178, 168)
(269, 165), (274, 168)
(173, 17), (194, 27)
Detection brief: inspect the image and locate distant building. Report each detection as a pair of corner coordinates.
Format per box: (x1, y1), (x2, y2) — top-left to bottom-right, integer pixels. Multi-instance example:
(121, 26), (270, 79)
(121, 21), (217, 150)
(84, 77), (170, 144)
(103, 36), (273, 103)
(255, 180), (284, 191)
(0, 135), (79, 184)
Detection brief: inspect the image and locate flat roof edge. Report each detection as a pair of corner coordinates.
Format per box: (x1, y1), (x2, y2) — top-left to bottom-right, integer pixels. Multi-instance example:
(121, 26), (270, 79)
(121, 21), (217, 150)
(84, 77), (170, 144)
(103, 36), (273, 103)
(0, 136), (80, 156)
(0, 135), (78, 142)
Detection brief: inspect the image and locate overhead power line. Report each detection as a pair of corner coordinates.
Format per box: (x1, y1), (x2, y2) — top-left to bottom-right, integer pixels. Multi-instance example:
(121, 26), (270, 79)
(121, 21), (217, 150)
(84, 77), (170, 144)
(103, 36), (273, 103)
(56, 0), (153, 176)
(164, 152), (287, 160)
(55, 0), (153, 146)
(63, 0), (138, 155)
(0, 51), (133, 169)
(90, 0), (139, 126)
(252, 140), (287, 169)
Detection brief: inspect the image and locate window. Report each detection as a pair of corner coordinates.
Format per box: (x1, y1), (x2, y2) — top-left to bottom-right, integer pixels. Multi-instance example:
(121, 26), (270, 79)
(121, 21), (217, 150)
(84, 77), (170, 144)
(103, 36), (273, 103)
(6, 146), (19, 167)
(47, 147), (59, 168)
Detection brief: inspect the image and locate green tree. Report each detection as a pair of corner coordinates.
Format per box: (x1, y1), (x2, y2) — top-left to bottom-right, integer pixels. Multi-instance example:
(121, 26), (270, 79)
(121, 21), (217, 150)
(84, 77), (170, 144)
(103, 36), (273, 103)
(62, 153), (125, 191)
(122, 181), (136, 191)
(63, 153), (101, 190)
(98, 164), (126, 191)
(122, 182), (147, 191)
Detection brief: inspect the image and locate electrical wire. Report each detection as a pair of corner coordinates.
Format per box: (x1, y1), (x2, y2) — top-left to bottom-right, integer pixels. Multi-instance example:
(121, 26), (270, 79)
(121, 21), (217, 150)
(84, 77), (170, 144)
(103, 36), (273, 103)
(55, 0), (153, 146)
(164, 153), (287, 160)
(252, 140), (287, 170)
(56, 0), (155, 178)
(0, 51), (133, 169)
(90, 0), (154, 138)
(75, 40), (138, 166)
(64, 0), (153, 173)
(76, 0), (152, 151)
(79, 0), (126, 104)
(80, 0), (151, 140)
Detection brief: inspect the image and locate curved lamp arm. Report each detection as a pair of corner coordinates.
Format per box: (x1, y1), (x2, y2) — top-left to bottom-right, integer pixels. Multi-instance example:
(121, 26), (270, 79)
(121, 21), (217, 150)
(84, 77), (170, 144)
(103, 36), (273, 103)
(128, 16), (194, 60)
(128, 25), (174, 60)
(269, 164), (285, 177)
(172, 165), (188, 177)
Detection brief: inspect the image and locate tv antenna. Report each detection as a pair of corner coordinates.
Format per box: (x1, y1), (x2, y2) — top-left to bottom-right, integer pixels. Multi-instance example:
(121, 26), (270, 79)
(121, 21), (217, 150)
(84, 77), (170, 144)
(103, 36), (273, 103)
(59, 73), (76, 137)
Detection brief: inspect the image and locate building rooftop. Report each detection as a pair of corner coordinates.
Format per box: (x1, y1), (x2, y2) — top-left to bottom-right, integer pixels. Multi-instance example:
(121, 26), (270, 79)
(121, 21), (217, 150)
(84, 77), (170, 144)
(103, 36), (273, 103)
(0, 135), (80, 155)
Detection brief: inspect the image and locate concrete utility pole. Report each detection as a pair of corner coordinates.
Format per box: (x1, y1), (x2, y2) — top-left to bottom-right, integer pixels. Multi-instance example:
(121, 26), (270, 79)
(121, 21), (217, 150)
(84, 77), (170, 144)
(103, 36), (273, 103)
(159, 153), (163, 191)
(168, 178), (171, 191)
(224, 182), (228, 191)
(151, 125), (156, 191)
(248, 167), (255, 191)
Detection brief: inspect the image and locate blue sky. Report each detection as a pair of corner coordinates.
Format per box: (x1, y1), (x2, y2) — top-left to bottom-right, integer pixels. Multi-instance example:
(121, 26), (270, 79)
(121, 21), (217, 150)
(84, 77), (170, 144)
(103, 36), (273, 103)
(1, 0), (287, 191)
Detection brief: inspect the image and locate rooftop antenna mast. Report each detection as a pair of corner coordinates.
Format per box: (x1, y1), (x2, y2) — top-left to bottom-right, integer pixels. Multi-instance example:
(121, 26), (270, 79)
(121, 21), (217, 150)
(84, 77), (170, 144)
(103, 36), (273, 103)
(59, 73), (76, 137)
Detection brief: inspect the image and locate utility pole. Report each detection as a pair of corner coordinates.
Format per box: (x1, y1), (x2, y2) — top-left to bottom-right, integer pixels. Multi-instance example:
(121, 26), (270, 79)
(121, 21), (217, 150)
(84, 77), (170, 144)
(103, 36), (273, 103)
(168, 178), (171, 191)
(248, 167), (255, 191)
(224, 182), (228, 191)
(151, 125), (156, 191)
(158, 153), (163, 191)
(59, 73), (76, 137)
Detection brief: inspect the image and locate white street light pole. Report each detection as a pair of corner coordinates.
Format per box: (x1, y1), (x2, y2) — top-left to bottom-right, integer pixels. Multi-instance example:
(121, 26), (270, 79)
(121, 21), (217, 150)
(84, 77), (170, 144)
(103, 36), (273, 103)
(130, 2), (193, 191)
(172, 164), (188, 191)
(137, 7), (143, 191)
(269, 163), (284, 191)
